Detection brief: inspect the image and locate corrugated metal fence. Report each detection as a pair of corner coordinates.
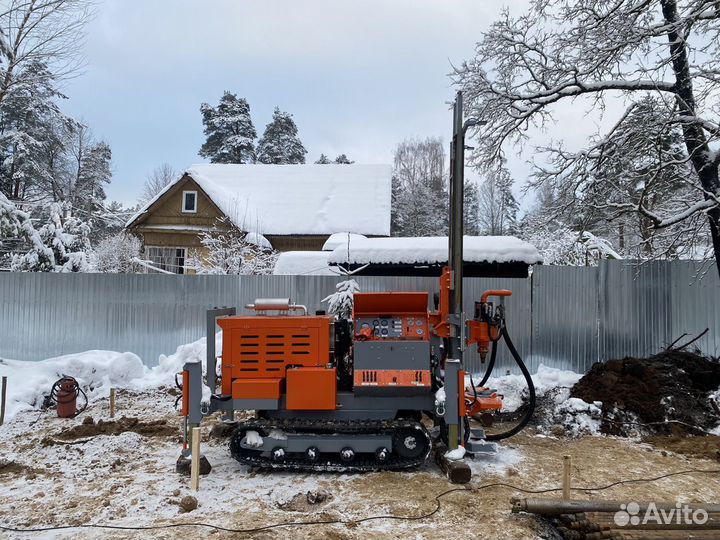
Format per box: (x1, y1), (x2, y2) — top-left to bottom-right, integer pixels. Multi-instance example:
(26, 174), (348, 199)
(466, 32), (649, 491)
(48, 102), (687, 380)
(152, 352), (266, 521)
(0, 261), (717, 373)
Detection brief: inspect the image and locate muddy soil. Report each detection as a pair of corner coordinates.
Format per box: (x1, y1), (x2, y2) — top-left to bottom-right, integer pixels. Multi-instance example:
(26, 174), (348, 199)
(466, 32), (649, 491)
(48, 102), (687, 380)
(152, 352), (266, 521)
(42, 416), (177, 445)
(645, 435), (720, 460)
(571, 350), (720, 436)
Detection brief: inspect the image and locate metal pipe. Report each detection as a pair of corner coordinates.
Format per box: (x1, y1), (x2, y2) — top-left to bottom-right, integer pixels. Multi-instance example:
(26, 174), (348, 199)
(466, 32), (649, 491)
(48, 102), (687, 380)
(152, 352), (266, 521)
(245, 298), (308, 315)
(445, 91), (465, 451)
(513, 498), (720, 516)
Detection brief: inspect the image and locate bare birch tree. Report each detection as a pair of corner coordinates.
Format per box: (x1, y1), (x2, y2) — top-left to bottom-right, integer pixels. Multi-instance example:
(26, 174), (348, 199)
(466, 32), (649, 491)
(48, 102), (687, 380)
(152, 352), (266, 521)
(453, 0), (720, 274)
(0, 0), (95, 104)
(140, 163), (177, 204)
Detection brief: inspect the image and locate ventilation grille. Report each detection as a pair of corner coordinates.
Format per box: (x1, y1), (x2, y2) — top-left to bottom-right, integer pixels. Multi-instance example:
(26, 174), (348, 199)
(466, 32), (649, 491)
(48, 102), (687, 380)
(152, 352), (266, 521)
(233, 330), (317, 376)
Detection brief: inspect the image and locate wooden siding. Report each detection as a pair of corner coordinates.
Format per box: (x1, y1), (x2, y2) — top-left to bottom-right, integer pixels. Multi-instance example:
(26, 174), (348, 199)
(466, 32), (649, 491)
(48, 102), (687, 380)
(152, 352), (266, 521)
(138, 176), (223, 227)
(267, 235), (327, 251)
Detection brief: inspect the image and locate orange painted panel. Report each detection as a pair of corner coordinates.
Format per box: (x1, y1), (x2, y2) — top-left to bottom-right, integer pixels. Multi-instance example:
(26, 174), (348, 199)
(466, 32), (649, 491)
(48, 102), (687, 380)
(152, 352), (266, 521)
(353, 292), (429, 317)
(218, 315), (332, 396)
(354, 369), (431, 387)
(286, 367), (337, 410)
(231, 378), (283, 400)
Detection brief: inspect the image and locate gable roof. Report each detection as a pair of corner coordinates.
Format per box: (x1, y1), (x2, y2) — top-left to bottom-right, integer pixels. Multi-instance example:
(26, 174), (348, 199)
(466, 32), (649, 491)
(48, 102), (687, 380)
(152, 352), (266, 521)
(127, 164), (392, 236)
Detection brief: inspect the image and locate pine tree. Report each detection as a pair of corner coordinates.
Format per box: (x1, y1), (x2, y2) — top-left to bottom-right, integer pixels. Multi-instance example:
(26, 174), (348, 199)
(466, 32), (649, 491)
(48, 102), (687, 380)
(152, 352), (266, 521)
(199, 92), (257, 164)
(0, 192), (35, 266)
(256, 108), (307, 164)
(0, 61), (69, 201)
(11, 202), (90, 272)
(314, 154), (332, 164)
(74, 141), (111, 222)
(334, 154), (354, 164)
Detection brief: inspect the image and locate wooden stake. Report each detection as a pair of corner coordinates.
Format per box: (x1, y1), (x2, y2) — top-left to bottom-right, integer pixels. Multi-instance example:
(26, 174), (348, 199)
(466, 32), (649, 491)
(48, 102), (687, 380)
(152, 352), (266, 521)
(0, 376), (7, 426)
(190, 427), (201, 491)
(562, 455), (572, 500)
(109, 388), (116, 419)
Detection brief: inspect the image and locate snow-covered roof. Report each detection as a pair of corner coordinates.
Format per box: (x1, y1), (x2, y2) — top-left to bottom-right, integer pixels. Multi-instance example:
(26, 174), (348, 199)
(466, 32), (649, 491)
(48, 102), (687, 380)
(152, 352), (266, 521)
(322, 232), (368, 251)
(272, 251), (340, 276)
(326, 236), (543, 266)
(127, 164), (392, 236)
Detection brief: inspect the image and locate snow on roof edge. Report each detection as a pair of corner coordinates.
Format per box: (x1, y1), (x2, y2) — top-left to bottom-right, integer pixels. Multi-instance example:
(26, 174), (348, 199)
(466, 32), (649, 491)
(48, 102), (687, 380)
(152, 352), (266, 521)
(326, 236), (543, 266)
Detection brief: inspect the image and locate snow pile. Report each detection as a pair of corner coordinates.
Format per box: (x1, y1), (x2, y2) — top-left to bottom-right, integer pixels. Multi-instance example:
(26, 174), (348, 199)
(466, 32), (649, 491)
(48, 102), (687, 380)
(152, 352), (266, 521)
(327, 235), (542, 266)
(482, 364), (582, 413)
(322, 232), (368, 251)
(244, 430), (264, 447)
(0, 335), (221, 422)
(272, 251), (339, 276)
(0, 350), (145, 420)
(553, 397), (603, 436)
(478, 364), (603, 436)
(127, 164), (393, 236)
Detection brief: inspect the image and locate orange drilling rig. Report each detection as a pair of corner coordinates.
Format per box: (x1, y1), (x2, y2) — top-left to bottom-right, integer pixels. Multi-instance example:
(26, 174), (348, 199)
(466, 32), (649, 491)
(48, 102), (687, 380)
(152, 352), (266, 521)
(180, 92), (536, 476)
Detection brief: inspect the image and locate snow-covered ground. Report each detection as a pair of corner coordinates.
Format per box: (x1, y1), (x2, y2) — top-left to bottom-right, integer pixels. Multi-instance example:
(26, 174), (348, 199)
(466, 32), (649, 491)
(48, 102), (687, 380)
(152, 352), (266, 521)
(0, 338), (211, 422)
(2, 342), (720, 539)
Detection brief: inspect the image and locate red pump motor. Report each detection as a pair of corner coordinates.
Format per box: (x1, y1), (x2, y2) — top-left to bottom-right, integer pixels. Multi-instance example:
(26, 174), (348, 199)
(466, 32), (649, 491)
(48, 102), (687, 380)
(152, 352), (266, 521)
(50, 377), (87, 418)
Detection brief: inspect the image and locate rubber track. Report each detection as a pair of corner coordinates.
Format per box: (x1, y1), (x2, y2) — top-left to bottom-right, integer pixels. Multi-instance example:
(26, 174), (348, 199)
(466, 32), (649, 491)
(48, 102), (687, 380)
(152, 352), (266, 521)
(230, 417), (431, 473)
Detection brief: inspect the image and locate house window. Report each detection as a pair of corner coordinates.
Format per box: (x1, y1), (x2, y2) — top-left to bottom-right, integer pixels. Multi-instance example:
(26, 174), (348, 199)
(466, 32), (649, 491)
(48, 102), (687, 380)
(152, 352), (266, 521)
(146, 247), (186, 274)
(182, 191), (197, 213)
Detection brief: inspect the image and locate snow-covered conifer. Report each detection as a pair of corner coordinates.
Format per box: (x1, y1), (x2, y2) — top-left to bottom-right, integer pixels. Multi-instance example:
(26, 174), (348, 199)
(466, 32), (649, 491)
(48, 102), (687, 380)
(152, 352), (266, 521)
(314, 154), (332, 164)
(199, 92), (257, 164)
(256, 108), (307, 164)
(322, 279), (360, 320)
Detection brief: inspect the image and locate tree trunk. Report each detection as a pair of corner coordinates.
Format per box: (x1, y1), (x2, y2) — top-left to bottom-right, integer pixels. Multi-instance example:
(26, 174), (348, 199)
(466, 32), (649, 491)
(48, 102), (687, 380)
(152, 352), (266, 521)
(661, 0), (720, 277)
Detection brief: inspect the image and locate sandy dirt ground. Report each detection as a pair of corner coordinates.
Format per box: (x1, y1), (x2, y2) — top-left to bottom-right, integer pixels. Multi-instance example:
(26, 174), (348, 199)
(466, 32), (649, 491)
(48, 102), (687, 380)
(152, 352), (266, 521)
(1, 388), (719, 540)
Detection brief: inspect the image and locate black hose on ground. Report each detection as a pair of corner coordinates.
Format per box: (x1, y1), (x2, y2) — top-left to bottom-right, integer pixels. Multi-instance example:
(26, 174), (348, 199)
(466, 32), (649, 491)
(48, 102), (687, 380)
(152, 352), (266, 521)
(484, 325), (536, 442)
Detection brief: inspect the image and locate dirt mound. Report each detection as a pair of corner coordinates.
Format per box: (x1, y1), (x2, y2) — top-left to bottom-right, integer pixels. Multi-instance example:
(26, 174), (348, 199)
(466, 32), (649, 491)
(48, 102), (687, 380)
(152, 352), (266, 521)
(570, 350), (720, 436)
(43, 416), (176, 445)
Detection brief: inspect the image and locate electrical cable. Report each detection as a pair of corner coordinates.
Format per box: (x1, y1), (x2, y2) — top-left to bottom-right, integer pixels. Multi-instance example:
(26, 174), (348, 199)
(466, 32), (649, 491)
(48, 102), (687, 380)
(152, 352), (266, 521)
(1, 468), (718, 535)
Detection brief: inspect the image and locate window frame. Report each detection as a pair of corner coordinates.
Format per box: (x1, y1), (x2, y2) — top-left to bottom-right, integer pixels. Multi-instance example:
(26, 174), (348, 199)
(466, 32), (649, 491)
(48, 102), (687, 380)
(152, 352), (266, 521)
(182, 190), (198, 214)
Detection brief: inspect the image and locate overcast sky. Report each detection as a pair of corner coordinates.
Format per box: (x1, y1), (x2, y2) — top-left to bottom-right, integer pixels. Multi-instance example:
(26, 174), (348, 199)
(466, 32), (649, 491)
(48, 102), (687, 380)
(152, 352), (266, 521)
(60, 0), (576, 207)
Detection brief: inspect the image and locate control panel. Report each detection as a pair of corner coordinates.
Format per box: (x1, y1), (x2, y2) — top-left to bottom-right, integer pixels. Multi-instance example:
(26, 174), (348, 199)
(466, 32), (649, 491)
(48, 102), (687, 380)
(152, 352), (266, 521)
(355, 316), (428, 340)
(352, 291), (431, 342)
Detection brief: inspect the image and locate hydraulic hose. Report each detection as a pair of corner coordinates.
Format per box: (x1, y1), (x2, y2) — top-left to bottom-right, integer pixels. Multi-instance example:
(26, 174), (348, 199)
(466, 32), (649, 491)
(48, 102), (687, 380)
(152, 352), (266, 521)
(484, 324), (536, 441)
(468, 321), (502, 407)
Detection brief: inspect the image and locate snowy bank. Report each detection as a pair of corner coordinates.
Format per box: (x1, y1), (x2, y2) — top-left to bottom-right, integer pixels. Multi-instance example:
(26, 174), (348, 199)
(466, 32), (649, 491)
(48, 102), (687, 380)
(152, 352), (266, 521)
(482, 364), (583, 413)
(0, 336), (217, 422)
